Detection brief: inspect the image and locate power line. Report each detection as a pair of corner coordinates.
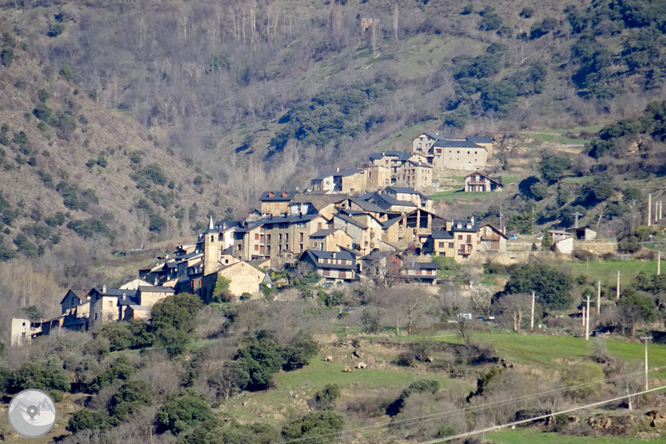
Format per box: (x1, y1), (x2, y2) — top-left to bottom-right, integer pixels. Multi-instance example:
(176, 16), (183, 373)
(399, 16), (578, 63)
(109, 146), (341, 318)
(418, 384), (666, 444)
(281, 366), (666, 444)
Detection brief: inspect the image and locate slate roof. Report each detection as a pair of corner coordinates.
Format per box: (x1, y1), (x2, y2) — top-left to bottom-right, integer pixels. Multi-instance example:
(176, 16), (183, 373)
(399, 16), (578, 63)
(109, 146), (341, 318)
(402, 262), (441, 270)
(432, 140), (484, 149)
(334, 213), (368, 229)
(452, 220), (479, 232)
(91, 288), (138, 298)
(310, 229), (338, 238)
(465, 172), (502, 184)
(69, 289), (88, 301)
(138, 286), (176, 293)
(368, 151), (411, 161)
(430, 230), (454, 239)
(301, 250), (356, 270)
(467, 136), (494, 144)
(261, 214), (318, 227)
(370, 193), (416, 210)
(128, 305), (152, 311)
(291, 193), (349, 208)
(348, 198), (386, 214)
(259, 191), (298, 201)
(382, 216), (403, 228)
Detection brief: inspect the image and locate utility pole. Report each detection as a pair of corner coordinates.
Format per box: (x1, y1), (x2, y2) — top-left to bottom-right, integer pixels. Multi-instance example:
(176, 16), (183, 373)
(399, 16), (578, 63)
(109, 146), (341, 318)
(597, 280), (601, 315)
(582, 306), (586, 327)
(640, 336), (653, 391)
(616, 271), (621, 300)
(585, 295), (590, 341)
(659, 251), (661, 276)
(573, 212), (583, 229)
(648, 194), (652, 227)
(531, 291), (535, 331)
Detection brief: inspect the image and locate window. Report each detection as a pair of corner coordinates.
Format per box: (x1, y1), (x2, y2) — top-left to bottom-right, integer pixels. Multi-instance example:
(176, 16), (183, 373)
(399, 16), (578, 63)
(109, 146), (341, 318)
(278, 234), (282, 243)
(108, 301), (113, 307)
(300, 243), (304, 252)
(210, 235), (214, 242)
(267, 235), (271, 243)
(237, 244), (242, 251)
(467, 235), (472, 243)
(254, 245), (258, 251)
(300, 233), (304, 241)
(438, 242), (444, 248)
(285, 234), (289, 243)
(255, 233), (259, 240)
(458, 235), (463, 240)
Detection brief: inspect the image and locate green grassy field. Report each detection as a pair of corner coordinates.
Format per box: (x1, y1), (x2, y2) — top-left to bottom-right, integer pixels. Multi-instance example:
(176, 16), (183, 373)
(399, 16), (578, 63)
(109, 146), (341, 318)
(526, 133), (587, 145)
(568, 259), (660, 284)
(222, 355), (471, 424)
(436, 333), (666, 378)
(488, 428), (661, 444)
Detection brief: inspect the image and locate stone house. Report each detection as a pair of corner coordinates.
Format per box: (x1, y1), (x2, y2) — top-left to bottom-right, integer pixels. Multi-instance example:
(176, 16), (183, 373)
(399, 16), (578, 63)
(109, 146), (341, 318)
(398, 260), (440, 285)
(210, 261), (265, 299)
(311, 169), (369, 194)
(383, 187), (433, 212)
(364, 192), (417, 213)
(477, 224), (508, 253)
(60, 289), (89, 314)
(138, 286), (175, 306)
(466, 136), (494, 157)
(232, 220), (266, 261)
(369, 151), (412, 174)
(299, 250), (357, 282)
(464, 172), (503, 192)
(259, 191), (298, 216)
(411, 133), (442, 158)
(88, 286), (138, 329)
(288, 194), (349, 221)
(396, 160), (432, 190)
(431, 139), (487, 170)
(124, 305), (152, 321)
(10, 318), (42, 346)
(421, 219), (481, 261)
(309, 229), (353, 251)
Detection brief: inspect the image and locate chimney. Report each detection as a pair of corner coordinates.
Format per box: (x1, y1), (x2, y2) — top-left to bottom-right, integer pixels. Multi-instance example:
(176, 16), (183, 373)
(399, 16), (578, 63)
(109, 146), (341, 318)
(268, 191), (274, 198)
(102, 285), (107, 293)
(282, 191), (288, 198)
(122, 293), (126, 300)
(336, 167), (340, 172)
(470, 216), (475, 225)
(154, 277), (158, 285)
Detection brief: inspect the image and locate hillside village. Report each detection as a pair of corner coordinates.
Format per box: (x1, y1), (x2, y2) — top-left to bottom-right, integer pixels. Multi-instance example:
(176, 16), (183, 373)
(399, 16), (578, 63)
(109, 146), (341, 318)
(10, 132), (616, 346)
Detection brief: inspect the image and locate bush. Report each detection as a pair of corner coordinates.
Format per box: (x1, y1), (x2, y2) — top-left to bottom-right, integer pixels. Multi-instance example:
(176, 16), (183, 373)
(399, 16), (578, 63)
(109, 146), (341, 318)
(109, 380), (153, 420)
(361, 307), (384, 333)
(396, 352), (415, 367)
(281, 331), (318, 371)
(501, 264), (573, 310)
(233, 338), (285, 390)
(281, 411), (344, 443)
(156, 389), (214, 435)
(386, 379), (440, 416)
(309, 383), (341, 410)
(87, 355), (135, 393)
(10, 361), (70, 395)
(33, 103), (52, 121)
(562, 362), (604, 401)
(67, 410), (116, 433)
(67, 218), (111, 239)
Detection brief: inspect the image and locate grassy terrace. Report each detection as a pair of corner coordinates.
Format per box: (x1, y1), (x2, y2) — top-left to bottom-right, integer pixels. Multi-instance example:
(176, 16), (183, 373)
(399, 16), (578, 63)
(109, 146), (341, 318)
(568, 259), (661, 284)
(434, 332), (666, 378)
(488, 428), (662, 444)
(222, 355), (471, 424)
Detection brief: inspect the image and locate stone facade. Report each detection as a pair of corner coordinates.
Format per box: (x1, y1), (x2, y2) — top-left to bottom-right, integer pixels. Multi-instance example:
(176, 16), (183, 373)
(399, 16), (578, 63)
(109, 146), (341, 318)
(216, 262), (265, 297)
(464, 172), (503, 192)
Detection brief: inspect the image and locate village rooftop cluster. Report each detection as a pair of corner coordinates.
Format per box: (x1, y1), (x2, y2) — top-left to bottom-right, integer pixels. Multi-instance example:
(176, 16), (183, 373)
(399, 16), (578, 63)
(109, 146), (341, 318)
(11, 133), (513, 344)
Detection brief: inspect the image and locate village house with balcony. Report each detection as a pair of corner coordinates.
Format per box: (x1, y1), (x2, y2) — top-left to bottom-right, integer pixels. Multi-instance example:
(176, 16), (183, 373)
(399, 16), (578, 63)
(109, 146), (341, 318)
(464, 172), (503, 192)
(299, 250), (357, 283)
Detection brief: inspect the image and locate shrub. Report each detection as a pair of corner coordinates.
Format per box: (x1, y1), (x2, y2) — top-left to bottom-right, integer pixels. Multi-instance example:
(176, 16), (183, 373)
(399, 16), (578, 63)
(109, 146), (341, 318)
(309, 383), (341, 410)
(33, 103), (52, 121)
(109, 380), (153, 420)
(10, 361), (70, 395)
(562, 362), (604, 401)
(281, 331), (318, 371)
(67, 218), (111, 239)
(281, 411), (344, 442)
(396, 352), (415, 367)
(233, 338), (285, 390)
(67, 410), (116, 433)
(156, 389), (214, 435)
(87, 355), (135, 393)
